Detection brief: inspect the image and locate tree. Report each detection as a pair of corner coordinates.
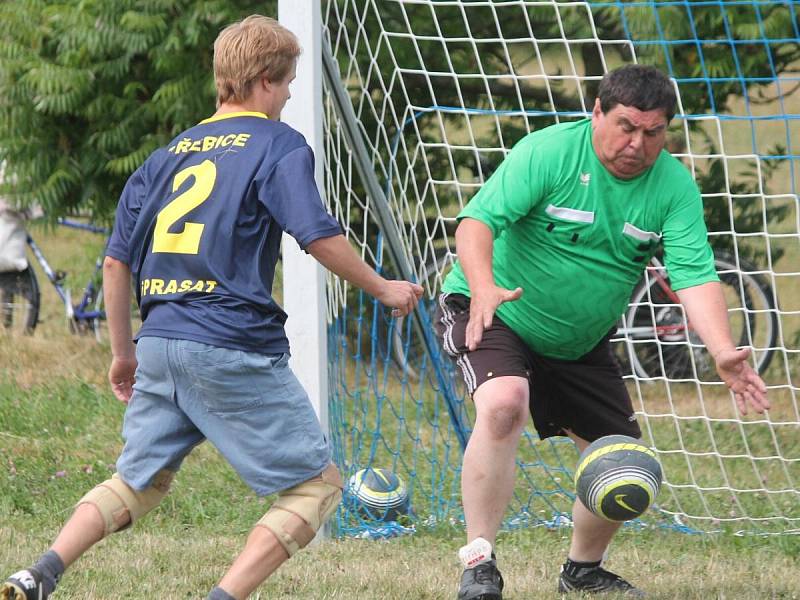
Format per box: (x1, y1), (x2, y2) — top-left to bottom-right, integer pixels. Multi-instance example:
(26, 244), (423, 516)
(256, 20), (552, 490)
(0, 0), (275, 223)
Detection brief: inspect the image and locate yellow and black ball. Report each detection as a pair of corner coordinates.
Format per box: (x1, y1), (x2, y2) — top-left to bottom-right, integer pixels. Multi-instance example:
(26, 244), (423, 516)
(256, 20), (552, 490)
(574, 435), (662, 522)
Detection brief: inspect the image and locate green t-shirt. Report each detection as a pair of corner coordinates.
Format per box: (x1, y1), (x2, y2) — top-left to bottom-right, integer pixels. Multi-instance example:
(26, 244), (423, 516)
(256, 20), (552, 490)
(442, 118), (717, 360)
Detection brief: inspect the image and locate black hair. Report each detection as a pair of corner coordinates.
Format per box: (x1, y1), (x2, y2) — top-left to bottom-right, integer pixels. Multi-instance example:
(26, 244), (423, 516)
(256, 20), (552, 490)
(598, 65), (677, 121)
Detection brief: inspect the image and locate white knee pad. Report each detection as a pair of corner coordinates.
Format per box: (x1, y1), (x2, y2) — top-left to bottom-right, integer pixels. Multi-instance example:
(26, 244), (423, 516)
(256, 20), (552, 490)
(257, 463), (343, 556)
(76, 470), (174, 536)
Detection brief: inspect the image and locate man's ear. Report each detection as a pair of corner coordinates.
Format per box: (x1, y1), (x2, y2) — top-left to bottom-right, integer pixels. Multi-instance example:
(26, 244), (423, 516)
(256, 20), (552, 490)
(590, 98), (604, 130)
(591, 97), (602, 119)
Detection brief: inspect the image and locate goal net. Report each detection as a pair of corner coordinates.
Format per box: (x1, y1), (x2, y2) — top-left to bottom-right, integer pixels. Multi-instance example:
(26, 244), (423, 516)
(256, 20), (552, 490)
(319, 0), (800, 536)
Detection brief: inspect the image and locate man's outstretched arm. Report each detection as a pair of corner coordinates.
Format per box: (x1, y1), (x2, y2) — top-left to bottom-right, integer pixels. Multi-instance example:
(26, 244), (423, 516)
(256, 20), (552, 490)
(306, 234), (423, 317)
(677, 281), (769, 415)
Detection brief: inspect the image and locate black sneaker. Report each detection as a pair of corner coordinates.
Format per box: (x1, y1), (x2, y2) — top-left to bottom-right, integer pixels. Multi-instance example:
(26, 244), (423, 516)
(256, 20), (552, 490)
(558, 564), (644, 597)
(457, 559), (504, 600)
(1, 568), (49, 600)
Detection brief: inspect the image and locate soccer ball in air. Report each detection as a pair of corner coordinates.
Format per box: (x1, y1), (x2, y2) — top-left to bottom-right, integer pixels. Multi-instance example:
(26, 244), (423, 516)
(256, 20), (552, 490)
(346, 467), (410, 522)
(574, 435), (662, 522)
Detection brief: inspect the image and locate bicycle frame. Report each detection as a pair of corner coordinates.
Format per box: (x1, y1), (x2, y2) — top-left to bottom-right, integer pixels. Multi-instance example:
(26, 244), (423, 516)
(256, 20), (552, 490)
(26, 218), (109, 325)
(615, 256), (690, 341)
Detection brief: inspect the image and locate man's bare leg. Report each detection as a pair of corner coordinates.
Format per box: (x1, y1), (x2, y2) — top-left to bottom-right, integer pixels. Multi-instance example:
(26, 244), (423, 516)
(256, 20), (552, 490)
(456, 376), (529, 600)
(462, 376), (530, 546)
(557, 431), (642, 597)
(51, 503), (109, 567)
(565, 432), (621, 561)
(569, 495), (621, 561)
(214, 527), (289, 600)
(1, 503), (111, 600)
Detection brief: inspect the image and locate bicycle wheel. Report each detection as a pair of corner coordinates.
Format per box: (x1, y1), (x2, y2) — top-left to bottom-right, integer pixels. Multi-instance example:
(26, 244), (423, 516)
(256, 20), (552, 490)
(0, 266), (40, 334)
(625, 250), (777, 380)
(714, 251), (777, 373)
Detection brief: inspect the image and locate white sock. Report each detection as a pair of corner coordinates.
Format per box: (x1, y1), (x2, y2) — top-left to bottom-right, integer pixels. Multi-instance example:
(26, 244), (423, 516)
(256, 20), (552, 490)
(458, 536), (493, 569)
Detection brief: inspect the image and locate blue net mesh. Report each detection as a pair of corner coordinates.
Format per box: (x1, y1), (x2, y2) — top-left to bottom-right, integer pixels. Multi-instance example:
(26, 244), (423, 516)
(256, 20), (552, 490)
(322, 0), (800, 537)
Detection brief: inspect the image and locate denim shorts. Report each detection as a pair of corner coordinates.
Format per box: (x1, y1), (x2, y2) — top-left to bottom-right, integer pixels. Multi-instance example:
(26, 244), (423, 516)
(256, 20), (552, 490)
(115, 336), (331, 495)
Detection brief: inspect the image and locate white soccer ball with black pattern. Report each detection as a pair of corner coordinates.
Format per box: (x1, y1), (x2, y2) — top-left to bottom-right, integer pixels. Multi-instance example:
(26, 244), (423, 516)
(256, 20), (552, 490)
(347, 467), (410, 522)
(574, 434), (662, 522)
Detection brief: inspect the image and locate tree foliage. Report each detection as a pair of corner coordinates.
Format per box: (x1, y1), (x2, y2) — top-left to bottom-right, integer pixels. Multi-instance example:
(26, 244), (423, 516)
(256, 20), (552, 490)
(0, 0), (275, 223)
(2, 0), (797, 237)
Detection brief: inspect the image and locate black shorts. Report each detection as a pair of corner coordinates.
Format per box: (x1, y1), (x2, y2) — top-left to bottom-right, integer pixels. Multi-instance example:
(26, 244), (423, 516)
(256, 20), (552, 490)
(434, 293), (641, 442)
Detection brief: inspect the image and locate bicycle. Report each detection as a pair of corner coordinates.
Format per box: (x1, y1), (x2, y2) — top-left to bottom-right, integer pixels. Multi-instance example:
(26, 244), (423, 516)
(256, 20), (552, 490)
(392, 248), (778, 381)
(0, 218), (109, 342)
(614, 249), (777, 381)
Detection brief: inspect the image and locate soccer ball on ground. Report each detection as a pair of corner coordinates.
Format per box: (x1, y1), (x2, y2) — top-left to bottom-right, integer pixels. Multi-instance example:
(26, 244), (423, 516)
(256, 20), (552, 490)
(346, 467), (410, 522)
(574, 434), (662, 522)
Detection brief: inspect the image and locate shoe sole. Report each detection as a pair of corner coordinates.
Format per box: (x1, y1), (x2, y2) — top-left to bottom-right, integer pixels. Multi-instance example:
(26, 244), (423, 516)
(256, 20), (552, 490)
(558, 578), (644, 597)
(0, 582), (26, 600)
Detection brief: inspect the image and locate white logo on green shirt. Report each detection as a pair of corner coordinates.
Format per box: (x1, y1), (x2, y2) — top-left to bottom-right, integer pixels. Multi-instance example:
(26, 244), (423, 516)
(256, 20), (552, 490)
(580, 172), (591, 186)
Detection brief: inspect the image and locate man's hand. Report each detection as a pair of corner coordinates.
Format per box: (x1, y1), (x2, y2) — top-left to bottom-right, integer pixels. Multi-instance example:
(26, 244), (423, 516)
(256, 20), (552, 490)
(376, 280), (424, 317)
(715, 347), (769, 415)
(465, 285), (523, 351)
(108, 356), (137, 404)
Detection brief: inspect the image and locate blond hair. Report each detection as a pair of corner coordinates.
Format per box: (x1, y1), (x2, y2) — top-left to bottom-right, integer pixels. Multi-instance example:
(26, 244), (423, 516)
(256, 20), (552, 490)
(213, 15), (301, 106)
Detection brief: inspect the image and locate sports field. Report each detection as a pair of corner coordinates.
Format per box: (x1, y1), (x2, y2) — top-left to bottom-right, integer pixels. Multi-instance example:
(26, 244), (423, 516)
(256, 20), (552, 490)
(1, 229), (798, 599)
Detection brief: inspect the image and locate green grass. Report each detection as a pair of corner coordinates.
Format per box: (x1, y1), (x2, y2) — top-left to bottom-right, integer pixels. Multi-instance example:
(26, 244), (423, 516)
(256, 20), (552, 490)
(2, 375), (800, 599)
(2, 211), (799, 598)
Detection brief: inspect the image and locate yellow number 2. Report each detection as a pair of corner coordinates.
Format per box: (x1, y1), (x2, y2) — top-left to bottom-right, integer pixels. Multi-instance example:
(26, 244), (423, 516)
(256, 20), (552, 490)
(153, 159), (217, 254)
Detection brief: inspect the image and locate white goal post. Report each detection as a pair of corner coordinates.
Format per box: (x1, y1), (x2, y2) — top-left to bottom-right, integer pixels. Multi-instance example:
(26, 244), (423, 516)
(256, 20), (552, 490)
(279, 0), (328, 434)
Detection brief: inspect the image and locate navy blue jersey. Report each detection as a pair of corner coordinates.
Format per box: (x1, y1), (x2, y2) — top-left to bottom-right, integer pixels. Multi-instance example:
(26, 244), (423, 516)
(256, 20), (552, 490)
(106, 111), (342, 354)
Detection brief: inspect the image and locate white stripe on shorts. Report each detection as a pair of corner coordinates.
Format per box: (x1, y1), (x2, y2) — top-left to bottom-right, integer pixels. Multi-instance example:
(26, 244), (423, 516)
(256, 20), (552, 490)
(438, 293), (458, 356)
(438, 293), (478, 394)
(457, 354), (478, 394)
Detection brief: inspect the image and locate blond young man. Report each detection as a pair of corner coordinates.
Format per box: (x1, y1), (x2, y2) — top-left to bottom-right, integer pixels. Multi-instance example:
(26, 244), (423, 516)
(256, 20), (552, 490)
(2, 15), (422, 600)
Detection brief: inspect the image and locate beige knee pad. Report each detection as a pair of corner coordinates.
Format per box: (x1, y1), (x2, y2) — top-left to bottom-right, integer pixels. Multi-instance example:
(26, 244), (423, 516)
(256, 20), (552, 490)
(76, 470), (174, 536)
(258, 463), (343, 557)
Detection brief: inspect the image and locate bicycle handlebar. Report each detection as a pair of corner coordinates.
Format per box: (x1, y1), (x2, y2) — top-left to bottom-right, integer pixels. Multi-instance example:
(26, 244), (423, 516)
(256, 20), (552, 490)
(57, 217), (111, 236)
